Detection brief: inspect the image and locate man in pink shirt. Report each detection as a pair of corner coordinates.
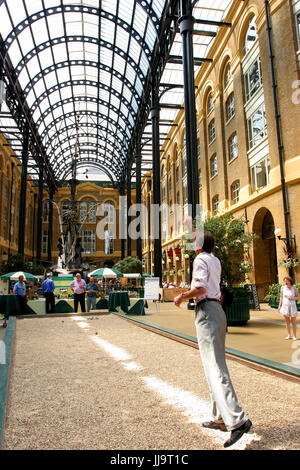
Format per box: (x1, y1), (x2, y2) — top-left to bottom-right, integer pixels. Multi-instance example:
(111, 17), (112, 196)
(70, 273), (86, 313)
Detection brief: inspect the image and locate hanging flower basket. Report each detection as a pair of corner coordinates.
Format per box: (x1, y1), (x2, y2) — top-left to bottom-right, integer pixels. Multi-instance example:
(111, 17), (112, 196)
(279, 258), (299, 269)
(174, 247), (181, 256)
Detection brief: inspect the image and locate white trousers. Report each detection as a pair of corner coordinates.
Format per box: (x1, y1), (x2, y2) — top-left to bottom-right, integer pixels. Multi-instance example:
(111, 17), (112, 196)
(195, 300), (247, 431)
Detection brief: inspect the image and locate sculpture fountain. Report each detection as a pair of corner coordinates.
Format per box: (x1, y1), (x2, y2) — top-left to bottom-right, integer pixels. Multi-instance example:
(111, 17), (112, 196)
(51, 118), (91, 277)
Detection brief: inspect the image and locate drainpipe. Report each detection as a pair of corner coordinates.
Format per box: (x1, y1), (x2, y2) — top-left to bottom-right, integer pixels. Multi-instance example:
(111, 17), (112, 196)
(264, 0), (292, 276)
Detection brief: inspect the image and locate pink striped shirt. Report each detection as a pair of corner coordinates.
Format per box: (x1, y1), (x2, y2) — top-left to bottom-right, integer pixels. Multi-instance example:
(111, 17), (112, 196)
(70, 279), (86, 294)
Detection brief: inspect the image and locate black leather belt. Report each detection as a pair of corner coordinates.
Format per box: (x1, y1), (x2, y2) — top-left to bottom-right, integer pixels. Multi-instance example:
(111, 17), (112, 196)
(196, 298), (220, 306)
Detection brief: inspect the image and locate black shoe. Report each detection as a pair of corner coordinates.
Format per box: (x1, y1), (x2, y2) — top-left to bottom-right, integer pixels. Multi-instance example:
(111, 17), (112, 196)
(224, 419), (252, 448)
(202, 421), (227, 432)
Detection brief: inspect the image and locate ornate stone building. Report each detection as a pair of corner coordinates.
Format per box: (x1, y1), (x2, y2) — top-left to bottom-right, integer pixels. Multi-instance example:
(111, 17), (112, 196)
(142, 0), (300, 299)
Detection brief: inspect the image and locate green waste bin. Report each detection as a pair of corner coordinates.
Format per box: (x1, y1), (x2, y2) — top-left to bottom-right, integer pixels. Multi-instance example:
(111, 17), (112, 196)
(224, 297), (250, 326)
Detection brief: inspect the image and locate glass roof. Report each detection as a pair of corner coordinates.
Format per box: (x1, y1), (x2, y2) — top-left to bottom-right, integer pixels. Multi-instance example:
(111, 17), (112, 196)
(0, 0), (235, 186)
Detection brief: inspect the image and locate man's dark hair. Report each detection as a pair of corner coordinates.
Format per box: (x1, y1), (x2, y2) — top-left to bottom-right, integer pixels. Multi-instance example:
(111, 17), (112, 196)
(202, 231), (215, 253)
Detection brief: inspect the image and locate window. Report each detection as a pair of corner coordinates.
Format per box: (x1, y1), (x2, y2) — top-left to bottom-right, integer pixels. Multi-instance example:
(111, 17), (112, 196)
(244, 58), (262, 101)
(244, 16), (257, 55)
(248, 104), (267, 148)
(297, 13), (300, 47)
(228, 133), (238, 161)
(226, 93), (235, 121)
(81, 230), (96, 254)
(43, 200), (50, 222)
(197, 138), (201, 159)
(176, 190), (180, 204)
(104, 229), (114, 255)
(89, 202), (96, 223)
(168, 176), (172, 195)
(182, 141), (187, 175)
(161, 164), (165, 178)
(210, 155), (218, 178)
(42, 230), (48, 254)
(183, 184), (188, 204)
(231, 181), (240, 204)
(250, 156), (270, 191)
(212, 195), (219, 215)
(80, 201), (87, 223)
(223, 63), (232, 89)
(175, 166), (179, 183)
(198, 169), (202, 189)
(207, 93), (214, 114)
(208, 119), (216, 144)
(105, 202), (115, 223)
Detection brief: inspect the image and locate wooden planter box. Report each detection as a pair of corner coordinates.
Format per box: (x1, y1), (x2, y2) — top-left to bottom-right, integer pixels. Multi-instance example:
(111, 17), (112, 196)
(224, 297), (250, 326)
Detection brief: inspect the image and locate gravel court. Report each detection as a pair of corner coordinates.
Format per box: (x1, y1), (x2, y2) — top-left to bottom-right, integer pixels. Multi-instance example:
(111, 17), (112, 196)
(2, 315), (300, 450)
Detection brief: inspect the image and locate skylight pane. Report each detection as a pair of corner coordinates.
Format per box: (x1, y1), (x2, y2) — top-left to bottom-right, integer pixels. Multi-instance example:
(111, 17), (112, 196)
(118, 0), (134, 25)
(7, 0), (27, 27)
(47, 14), (65, 39)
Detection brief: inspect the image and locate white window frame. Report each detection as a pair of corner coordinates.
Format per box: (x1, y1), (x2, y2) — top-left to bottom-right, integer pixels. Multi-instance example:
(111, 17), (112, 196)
(81, 230), (96, 255)
(244, 57), (263, 102)
(250, 156), (270, 192)
(247, 103), (267, 149)
(105, 202), (115, 223)
(231, 181), (240, 204)
(244, 16), (258, 56)
(198, 169), (202, 189)
(228, 133), (238, 162)
(223, 63), (233, 90)
(226, 93), (235, 122)
(208, 119), (216, 144)
(212, 195), (219, 215)
(207, 93), (214, 115)
(210, 155), (218, 178)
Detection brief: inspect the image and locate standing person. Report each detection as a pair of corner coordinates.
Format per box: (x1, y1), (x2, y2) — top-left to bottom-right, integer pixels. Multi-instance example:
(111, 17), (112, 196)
(174, 231), (252, 448)
(278, 276), (300, 340)
(70, 273), (86, 313)
(13, 274), (27, 315)
(42, 273), (56, 314)
(86, 276), (99, 313)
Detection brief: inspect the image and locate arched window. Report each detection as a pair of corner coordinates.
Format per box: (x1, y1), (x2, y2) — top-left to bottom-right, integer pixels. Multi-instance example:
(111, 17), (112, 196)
(231, 180), (240, 204)
(225, 93), (235, 121)
(207, 92), (214, 114)
(244, 16), (257, 55)
(182, 135), (187, 176)
(212, 195), (219, 215)
(210, 155), (218, 178)
(80, 201), (88, 223)
(223, 62), (232, 89)
(208, 119), (216, 144)
(105, 201), (115, 223)
(228, 133), (238, 161)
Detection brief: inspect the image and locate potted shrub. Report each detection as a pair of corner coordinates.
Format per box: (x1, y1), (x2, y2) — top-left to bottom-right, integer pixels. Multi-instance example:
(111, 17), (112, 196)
(224, 287), (251, 326)
(264, 284), (281, 308)
(184, 212), (257, 325)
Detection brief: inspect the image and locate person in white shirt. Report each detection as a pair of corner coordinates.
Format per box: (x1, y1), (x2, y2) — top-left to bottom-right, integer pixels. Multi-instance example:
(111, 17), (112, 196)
(174, 230), (252, 448)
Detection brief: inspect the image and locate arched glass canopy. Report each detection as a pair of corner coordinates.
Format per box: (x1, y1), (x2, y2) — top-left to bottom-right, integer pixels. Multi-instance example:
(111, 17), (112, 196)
(0, 0), (235, 188)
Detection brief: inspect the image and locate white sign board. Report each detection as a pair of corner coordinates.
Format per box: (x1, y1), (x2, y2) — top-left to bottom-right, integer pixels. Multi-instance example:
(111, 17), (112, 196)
(144, 277), (160, 300)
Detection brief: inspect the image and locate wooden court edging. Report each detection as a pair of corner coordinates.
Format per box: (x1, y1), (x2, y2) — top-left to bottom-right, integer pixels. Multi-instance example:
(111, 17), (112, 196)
(113, 312), (300, 385)
(0, 316), (16, 449)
